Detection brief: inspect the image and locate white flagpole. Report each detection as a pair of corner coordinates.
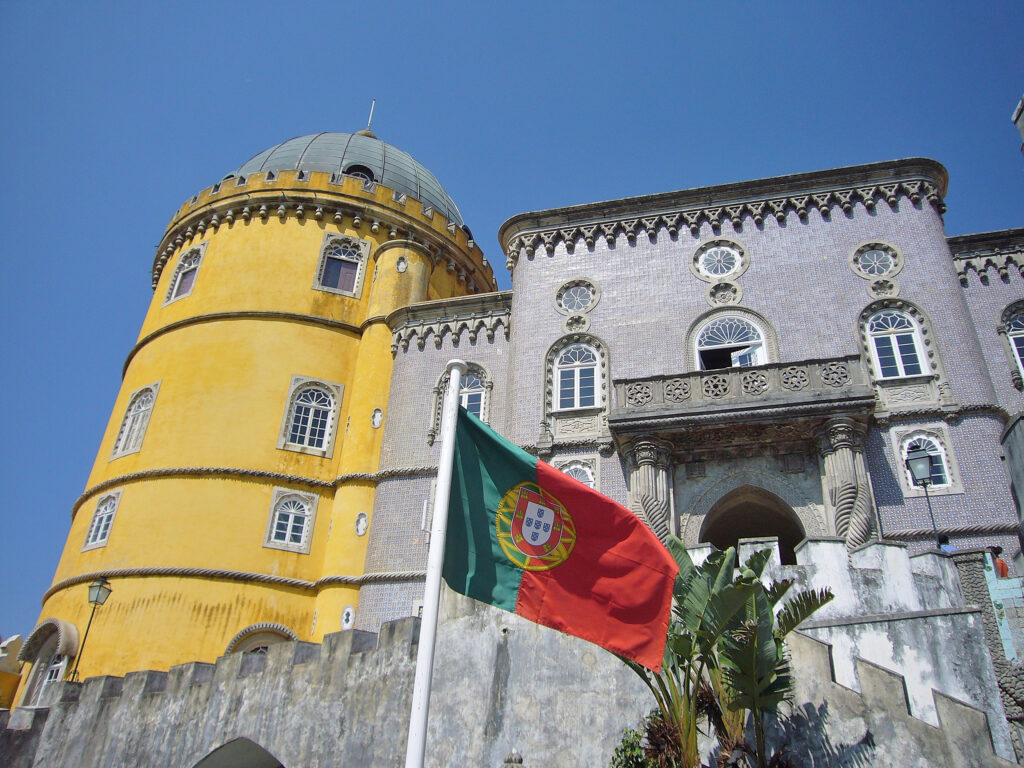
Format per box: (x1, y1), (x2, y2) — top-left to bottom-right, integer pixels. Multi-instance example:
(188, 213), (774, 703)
(404, 359), (466, 768)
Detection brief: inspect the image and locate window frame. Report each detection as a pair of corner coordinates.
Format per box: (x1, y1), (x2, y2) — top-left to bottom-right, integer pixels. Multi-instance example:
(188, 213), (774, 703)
(277, 376), (344, 458)
(555, 458), (598, 489)
(690, 239), (750, 283)
(891, 424), (963, 497)
(999, 301), (1024, 391)
(427, 363), (492, 444)
(866, 309), (928, 380)
(555, 343), (601, 411)
(694, 316), (767, 371)
(110, 382), (160, 459)
(313, 233), (370, 298)
(263, 488), (319, 554)
(163, 243), (207, 305)
(82, 490), (121, 551)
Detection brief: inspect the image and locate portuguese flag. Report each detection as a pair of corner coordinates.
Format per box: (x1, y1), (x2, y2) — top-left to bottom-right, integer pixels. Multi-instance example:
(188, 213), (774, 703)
(442, 407), (678, 671)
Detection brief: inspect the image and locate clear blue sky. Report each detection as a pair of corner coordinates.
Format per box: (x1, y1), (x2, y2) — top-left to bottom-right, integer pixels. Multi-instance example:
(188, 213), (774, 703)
(1, 1), (1021, 641)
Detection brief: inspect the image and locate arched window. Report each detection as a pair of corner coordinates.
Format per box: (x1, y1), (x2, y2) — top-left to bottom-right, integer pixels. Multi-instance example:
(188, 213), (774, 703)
(867, 309), (926, 379)
(278, 377), (343, 457)
(1001, 305), (1024, 389)
(315, 234), (369, 298)
(428, 364), (491, 444)
(18, 619), (78, 707)
(558, 460), (596, 488)
(164, 245), (205, 304)
(264, 489), (317, 553)
(460, 372), (485, 418)
(83, 491), (121, 550)
(695, 316), (765, 370)
(226, 623), (297, 655)
(1007, 314), (1024, 375)
(556, 344), (599, 410)
(901, 434), (950, 488)
(111, 384), (158, 459)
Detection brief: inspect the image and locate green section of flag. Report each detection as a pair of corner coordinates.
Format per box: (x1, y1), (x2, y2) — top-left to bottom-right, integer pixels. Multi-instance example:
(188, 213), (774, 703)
(442, 408), (536, 611)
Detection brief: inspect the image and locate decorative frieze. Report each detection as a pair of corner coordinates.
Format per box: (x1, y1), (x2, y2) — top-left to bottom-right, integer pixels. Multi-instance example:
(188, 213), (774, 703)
(949, 228), (1024, 286)
(504, 178), (945, 271)
(387, 292), (512, 354)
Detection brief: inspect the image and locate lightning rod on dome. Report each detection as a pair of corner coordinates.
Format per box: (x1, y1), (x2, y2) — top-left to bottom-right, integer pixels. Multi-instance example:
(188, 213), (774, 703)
(366, 99), (376, 132)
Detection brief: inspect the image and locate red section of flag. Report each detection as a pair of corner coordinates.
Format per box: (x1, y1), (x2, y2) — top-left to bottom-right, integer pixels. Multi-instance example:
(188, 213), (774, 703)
(514, 461), (678, 671)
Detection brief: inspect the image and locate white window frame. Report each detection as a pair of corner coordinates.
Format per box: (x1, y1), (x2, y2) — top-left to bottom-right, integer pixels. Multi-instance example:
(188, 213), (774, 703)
(313, 233), (370, 298)
(891, 424), (963, 497)
(163, 243), (207, 305)
(82, 490), (121, 551)
(690, 239), (750, 283)
(555, 458), (598, 489)
(277, 376), (344, 458)
(263, 488), (318, 554)
(428, 364), (492, 444)
(867, 309), (928, 380)
(694, 316), (767, 370)
(999, 303), (1024, 390)
(110, 382), (160, 459)
(555, 343), (601, 411)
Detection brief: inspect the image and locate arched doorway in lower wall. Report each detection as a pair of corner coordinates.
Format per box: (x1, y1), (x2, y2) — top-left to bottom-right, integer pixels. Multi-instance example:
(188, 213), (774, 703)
(699, 485), (805, 565)
(191, 737), (284, 768)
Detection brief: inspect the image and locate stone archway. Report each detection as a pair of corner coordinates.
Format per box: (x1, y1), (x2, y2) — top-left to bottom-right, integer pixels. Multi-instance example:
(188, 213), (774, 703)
(191, 737), (284, 768)
(699, 485), (805, 564)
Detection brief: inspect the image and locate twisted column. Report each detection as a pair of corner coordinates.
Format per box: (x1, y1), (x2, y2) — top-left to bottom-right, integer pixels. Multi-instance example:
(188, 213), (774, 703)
(624, 437), (674, 541)
(820, 418), (875, 549)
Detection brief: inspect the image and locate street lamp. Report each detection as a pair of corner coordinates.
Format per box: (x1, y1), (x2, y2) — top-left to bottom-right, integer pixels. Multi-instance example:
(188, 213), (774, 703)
(905, 447), (941, 549)
(69, 578), (112, 682)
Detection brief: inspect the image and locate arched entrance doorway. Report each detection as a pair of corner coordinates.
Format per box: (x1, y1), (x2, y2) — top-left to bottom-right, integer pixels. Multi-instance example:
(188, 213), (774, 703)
(699, 485), (805, 564)
(191, 737), (284, 768)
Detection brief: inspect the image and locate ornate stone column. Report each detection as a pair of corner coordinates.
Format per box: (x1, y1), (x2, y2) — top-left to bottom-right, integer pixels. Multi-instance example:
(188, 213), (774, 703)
(819, 417), (875, 549)
(624, 437), (674, 541)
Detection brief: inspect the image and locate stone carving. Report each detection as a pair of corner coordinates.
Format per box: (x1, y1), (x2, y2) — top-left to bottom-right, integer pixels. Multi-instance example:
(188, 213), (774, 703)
(781, 366), (809, 391)
(392, 308), (510, 354)
(564, 314), (589, 332)
(504, 179), (944, 270)
(664, 378), (691, 402)
(868, 279), (899, 298)
(886, 385), (930, 403)
(820, 418), (874, 549)
(951, 240), (1024, 286)
(557, 416), (597, 434)
(625, 383), (653, 407)
(624, 438), (673, 541)
(820, 362), (850, 387)
(703, 374), (730, 398)
(741, 371), (769, 395)
(707, 281), (741, 306)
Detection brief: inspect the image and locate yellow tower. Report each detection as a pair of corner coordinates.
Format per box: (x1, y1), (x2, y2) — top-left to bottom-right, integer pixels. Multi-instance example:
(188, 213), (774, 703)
(16, 131), (493, 703)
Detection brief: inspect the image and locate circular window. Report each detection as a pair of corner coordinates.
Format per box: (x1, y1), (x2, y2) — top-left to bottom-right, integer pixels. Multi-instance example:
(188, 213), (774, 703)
(691, 240), (748, 282)
(851, 243), (901, 279)
(555, 280), (600, 315)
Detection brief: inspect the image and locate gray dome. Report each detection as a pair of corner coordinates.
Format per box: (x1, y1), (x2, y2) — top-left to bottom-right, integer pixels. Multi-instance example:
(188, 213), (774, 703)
(233, 132), (464, 226)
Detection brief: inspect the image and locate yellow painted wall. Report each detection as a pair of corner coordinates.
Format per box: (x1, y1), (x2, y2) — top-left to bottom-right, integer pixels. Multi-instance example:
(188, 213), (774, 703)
(23, 170), (489, 702)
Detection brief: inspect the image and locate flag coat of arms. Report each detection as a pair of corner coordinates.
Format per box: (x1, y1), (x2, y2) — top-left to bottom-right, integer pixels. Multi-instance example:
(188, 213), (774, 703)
(442, 407), (678, 671)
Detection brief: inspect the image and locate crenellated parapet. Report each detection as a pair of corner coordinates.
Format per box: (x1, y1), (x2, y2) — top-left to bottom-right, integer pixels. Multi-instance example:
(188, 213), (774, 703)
(949, 227), (1024, 286)
(153, 169), (495, 295)
(387, 291), (512, 353)
(499, 158), (948, 272)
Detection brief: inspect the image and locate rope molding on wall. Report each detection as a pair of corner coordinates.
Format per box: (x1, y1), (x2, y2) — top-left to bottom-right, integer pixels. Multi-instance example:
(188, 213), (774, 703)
(42, 567), (427, 605)
(123, 311), (363, 375)
(885, 521), (1019, 540)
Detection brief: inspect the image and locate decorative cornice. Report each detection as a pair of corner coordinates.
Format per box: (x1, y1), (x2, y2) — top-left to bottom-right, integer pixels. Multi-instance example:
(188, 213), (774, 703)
(884, 521), (1019, 540)
(124, 311), (362, 377)
(154, 172), (495, 295)
(386, 291), (512, 353)
(42, 567), (428, 604)
(948, 227), (1024, 286)
(876, 403), (1009, 425)
(499, 158), (948, 271)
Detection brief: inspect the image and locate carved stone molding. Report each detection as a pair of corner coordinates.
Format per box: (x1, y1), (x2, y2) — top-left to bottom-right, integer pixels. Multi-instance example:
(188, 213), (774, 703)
(949, 228), (1024, 286)
(623, 437), (674, 540)
(387, 292), (512, 354)
(819, 417), (875, 549)
(503, 169), (946, 271)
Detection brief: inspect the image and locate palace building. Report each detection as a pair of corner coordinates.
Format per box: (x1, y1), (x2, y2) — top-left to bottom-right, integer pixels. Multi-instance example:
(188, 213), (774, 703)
(4, 131), (1023, 767)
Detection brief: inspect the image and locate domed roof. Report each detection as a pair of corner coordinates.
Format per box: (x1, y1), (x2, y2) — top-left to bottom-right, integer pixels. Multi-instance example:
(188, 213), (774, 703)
(233, 132), (464, 226)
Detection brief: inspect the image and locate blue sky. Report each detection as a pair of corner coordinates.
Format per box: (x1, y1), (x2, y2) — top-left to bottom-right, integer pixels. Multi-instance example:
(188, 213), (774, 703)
(1, 1), (1021, 640)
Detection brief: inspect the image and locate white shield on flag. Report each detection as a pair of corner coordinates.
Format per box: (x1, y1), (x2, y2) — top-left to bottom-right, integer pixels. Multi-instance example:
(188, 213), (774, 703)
(523, 500), (554, 546)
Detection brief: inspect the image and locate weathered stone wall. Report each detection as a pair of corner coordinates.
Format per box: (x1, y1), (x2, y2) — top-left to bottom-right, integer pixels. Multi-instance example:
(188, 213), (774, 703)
(4, 539), (1019, 767)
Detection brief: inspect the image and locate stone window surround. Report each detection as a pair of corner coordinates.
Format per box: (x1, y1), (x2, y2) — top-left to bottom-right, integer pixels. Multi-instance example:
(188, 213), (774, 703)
(277, 376), (344, 459)
(689, 238), (750, 283)
(849, 240), (904, 281)
(857, 299), (946, 385)
(82, 489), (122, 552)
(547, 335), (608, 415)
(110, 382), (160, 460)
(427, 362), (492, 445)
(998, 300), (1024, 391)
(553, 456), (599, 490)
(163, 242), (207, 305)
(685, 307), (779, 373)
(263, 487), (319, 554)
(225, 622), (298, 654)
(890, 423), (964, 498)
(554, 278), (601, 315)
(313, 232), (371, 298)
